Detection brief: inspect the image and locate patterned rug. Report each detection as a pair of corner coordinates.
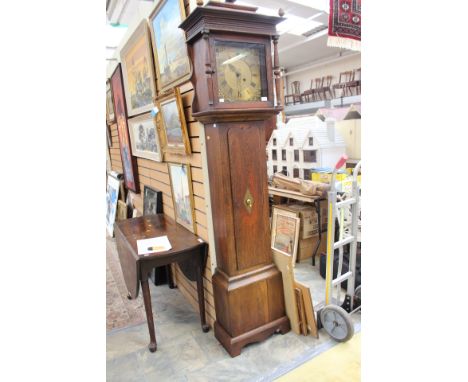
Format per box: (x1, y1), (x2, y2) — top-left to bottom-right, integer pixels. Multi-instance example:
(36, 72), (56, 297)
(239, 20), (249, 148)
(106, 236), (146, 332)
(328, 0), (361, 51)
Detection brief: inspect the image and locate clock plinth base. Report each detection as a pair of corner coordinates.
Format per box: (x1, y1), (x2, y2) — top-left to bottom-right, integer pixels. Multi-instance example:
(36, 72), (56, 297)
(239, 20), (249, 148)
(212, 265), (290, 357)
(214, 316), (290, 358)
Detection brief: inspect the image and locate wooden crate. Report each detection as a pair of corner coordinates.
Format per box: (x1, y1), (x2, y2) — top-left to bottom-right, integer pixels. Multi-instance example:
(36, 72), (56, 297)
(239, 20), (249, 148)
(296, 232), (328, 262)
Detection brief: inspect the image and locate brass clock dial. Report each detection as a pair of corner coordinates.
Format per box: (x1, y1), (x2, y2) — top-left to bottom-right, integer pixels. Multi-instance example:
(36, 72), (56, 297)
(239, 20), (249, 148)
(215, 41), (267, 103)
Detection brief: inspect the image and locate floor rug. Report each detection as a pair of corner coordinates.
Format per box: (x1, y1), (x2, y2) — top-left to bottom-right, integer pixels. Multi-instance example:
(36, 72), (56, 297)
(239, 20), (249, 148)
(328, 0), (361, 51)
(106, 236), (146, 332)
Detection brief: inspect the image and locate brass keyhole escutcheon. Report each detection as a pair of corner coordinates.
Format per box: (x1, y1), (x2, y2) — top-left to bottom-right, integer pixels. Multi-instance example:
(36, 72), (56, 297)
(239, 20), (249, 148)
(244, 189), (254, 214)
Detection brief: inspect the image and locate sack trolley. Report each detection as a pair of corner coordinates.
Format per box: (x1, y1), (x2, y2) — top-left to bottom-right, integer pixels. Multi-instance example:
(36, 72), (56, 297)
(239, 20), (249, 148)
(316, 155), (361, 342)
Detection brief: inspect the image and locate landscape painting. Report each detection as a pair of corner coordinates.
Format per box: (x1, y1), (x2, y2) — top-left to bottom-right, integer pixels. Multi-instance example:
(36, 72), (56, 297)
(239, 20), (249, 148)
(168, 163), (196, 233)
(110, 64), (139, 193)
(106, 175), (121, 236)
(158, 88), (191, 155)
(149, 0), (191, 92)
(128, 113), (162, 162)
(121, 21), (156, 116)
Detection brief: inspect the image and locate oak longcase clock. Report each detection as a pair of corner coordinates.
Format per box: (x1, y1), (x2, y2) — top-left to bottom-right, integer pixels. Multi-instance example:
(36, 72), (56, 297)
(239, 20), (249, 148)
(181, 1), (289, 358)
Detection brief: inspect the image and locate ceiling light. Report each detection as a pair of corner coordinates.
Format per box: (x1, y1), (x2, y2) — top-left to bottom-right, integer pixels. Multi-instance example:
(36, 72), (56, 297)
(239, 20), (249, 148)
(277, 15), (323, 36)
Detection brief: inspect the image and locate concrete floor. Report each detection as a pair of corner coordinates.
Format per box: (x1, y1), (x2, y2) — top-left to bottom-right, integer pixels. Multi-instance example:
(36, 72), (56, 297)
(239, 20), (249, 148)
(107, 256), (361, 381)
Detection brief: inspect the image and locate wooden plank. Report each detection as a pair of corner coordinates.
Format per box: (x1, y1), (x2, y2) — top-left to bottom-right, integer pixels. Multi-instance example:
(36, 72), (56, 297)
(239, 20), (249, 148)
(163, 152), (202, 167)
(195, 209), (207, 227)
(184, 106), (195, 123)
(295, 280), (318, 338)
(181, 90), (194, 108)
(191, 167), (204, 183)
(149, 169), (170, 185)
(196, 223), (208, 242)
(188, 121), (202, 137)
(150, 179), (172, 196)
(179, 81), (194, 94)
(273, 250), (301, 335)
(175, 266), (216, 313)
(192, 181), (205, 198)
(194, 195), (206, 213)
(190, 137), (201, 153)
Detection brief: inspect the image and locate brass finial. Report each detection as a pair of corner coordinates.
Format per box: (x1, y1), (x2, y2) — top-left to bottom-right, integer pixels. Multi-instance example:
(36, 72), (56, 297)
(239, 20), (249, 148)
(225, 0), (236, 3)
(196, 0), (203, 5)
(278, 8), (285, 17)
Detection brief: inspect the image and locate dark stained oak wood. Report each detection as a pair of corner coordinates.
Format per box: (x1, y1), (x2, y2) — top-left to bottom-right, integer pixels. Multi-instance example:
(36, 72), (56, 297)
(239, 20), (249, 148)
(181, 1), (290, 357)
(114, 214), (209, 352)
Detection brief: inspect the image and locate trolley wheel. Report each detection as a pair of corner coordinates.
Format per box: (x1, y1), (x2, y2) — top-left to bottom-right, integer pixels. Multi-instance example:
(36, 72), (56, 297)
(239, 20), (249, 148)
(320, 305), (354, 342)
(355, 286), (361, 301)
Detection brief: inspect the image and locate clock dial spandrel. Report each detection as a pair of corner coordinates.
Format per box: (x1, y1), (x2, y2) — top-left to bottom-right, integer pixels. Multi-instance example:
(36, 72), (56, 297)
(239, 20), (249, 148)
(214, 40), (268, 103)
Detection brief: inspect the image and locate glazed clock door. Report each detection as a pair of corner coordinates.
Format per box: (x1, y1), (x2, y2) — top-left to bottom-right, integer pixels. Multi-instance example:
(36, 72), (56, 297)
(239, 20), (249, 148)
(214, 40), (268, 103)
(227, 123), (271, 271)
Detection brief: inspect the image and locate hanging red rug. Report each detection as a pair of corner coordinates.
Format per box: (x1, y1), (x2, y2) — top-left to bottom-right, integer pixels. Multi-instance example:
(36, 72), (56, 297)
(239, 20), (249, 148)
(328, 0), (361, 51)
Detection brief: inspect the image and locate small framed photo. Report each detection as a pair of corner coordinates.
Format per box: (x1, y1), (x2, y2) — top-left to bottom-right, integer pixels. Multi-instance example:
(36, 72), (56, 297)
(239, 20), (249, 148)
(143, 185), (163, 216)
(271, 207), (300, 262)
(168, 163), (196, 233)
(157, 87), (191, 155)
(106, 174), (121, 236)
(128, 112), (163, 162)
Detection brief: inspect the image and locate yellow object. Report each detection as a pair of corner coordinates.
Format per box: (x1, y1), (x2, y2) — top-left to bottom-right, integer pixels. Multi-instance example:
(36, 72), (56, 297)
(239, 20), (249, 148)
(276, 332), (361, 382)
(312, 172), (347, 184)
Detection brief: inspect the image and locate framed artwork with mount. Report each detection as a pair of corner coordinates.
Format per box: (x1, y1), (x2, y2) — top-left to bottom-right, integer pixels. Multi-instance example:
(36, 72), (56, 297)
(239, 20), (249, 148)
(168, 163), (196, 234)
(106, 80), (115, 124)
(128, 112), (163, 162)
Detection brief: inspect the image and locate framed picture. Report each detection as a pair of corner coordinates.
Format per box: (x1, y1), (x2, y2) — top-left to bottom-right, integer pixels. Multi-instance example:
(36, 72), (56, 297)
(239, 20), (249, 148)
(271, 207), (300, 262)
(106, 80), (115, 124)
(128, 112), (163, 162)
(149, 0), (192, 93)
(168, 163), (196, 233)
(106, 124), (112, 148)
(106, 174), (121, 236)
(158, 87), (191, 155)
(120, 20), (157, 117)
(143, 185), (163, 216)
(110, 64), (140, 193)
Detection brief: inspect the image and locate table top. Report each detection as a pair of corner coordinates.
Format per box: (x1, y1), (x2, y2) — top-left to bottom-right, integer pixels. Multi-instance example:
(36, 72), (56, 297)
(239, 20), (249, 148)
(115, 214), (206, 262)
(115, 214), (207, 299)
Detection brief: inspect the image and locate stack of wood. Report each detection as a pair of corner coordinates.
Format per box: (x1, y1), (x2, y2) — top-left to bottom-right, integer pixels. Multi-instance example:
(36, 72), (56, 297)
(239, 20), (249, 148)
(272, 173), (330, 198)
(273, 251), (318, 337)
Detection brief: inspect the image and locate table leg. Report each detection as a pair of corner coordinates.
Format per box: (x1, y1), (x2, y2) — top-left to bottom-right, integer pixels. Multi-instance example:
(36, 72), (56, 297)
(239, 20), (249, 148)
(196, 248), (210, 333)
(141, 276), (157, 352)
(166, 265), (176, 289)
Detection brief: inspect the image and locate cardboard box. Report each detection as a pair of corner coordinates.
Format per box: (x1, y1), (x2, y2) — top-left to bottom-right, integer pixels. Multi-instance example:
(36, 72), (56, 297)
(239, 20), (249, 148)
(296, 232), (328, 262)
(312, 172), (347, 184)
(275, 204), (318, 239)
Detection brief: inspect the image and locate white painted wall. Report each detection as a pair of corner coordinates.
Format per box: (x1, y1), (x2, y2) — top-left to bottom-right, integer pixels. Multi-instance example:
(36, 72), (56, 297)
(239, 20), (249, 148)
(284, 53), (361, 96)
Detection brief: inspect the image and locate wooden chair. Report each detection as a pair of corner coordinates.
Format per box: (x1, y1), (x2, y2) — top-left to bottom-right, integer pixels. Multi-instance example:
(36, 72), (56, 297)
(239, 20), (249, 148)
(318, 75), (333, 100)
(332, 71), (353, 98)
(285, 81), (302, 105)
(347, 68), (361, 96)
(302, 78), (321, 103)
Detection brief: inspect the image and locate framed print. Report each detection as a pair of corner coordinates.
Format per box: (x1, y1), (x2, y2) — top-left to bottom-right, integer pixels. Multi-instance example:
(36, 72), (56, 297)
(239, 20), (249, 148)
(168, 163), (196, 233)
(106, 80), (115, 124)
(128, 112), (162, 162)
(110, 64), (140, 193)
(143, 185), (163, 216)
(271, 207), (300, 262)
(106, 174), (121, 236)
(149, 0), (192, 93)
(106, 124), (112, 148)
(120, 20), (157, 117)
(158, 87), (191, 155)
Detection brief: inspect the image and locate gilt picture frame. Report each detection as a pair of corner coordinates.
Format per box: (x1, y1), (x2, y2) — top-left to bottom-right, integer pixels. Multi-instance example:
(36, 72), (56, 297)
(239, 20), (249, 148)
(149, 0), (192, 93)
(110, 64), (140, 193)
(128, 112), (163, 162)
(168, 163), (196, 234)
(106, 174), (121, 236)
(157, 87), (191, 155)
(271, 207), (300, 263)
(120, 20), (157, 117)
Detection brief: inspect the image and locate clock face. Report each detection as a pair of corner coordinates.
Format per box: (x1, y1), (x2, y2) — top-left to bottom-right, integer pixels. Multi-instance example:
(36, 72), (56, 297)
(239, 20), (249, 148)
(214, 41), (268, 103)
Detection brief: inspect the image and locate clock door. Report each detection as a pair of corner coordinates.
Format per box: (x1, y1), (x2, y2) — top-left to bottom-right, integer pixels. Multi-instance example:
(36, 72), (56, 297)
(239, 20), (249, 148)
(227, 122), (271, 271)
